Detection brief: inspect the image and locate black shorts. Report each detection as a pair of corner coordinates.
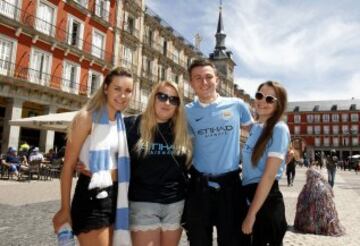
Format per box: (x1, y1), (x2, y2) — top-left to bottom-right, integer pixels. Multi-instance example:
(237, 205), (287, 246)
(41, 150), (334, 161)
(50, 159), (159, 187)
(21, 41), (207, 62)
(71, 174), (118, 235)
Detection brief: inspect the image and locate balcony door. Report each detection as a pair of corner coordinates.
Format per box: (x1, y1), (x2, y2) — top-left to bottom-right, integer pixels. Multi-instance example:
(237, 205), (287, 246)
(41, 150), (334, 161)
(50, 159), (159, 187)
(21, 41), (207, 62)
(0, 38), (13, 75)
(36, 2), (55, 36)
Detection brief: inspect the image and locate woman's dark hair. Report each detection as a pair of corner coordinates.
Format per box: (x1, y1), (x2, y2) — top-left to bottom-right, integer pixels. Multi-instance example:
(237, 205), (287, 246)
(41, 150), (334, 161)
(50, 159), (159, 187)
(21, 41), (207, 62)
(251, 81), (288, 166)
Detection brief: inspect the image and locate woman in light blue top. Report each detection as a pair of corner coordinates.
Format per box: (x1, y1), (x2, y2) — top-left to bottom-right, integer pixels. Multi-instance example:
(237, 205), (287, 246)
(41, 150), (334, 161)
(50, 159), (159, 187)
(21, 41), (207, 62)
(241, 81), (290, 246)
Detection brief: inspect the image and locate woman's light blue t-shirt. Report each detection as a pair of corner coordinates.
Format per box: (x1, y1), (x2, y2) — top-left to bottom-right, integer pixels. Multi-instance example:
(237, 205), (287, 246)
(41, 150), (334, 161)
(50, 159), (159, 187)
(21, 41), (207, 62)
(242, 121), (290, 186)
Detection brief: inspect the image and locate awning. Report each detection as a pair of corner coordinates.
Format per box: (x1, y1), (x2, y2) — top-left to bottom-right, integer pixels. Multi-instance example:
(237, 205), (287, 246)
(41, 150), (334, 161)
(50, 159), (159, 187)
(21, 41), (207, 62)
(9, 111), (78, 132)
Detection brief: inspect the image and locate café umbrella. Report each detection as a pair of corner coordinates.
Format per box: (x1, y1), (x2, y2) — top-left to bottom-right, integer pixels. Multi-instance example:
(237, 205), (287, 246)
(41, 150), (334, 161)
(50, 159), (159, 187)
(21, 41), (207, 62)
(9, 111), (78, 132)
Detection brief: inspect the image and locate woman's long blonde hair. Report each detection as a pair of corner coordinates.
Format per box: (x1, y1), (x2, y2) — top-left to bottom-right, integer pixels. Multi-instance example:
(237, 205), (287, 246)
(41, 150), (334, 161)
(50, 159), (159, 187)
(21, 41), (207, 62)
(67, 68), (133, 139)
(135, 81), (192, 166)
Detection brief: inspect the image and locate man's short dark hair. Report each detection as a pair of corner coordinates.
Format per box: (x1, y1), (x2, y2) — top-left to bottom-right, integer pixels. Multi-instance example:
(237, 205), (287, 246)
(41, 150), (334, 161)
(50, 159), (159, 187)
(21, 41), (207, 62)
(188, 58), (217, 77)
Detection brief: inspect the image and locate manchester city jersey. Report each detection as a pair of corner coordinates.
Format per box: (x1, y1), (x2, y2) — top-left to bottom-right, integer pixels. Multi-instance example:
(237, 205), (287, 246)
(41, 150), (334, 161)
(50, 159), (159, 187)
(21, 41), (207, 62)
(186, 96), (253, 175)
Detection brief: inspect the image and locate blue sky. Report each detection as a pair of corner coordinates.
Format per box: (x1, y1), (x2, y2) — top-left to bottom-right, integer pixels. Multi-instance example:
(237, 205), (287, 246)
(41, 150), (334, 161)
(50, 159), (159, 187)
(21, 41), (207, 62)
(147, 0), (360, 102)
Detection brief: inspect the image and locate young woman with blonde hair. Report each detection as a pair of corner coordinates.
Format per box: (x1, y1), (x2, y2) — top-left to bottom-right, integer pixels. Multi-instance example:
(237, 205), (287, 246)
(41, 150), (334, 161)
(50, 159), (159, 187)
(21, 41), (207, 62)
(125, 81), (192, 246)
(52, 68), (134, 246)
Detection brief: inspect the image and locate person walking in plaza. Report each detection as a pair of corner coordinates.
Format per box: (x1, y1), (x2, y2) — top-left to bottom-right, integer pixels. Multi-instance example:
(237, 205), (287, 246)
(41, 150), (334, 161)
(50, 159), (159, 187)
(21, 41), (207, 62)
(182, 59), (253, 246)
(52, 68), (134, 246)
(326, 150), (338, 188)
(241, 81), (290, 246)
(125, 81), (192, 246)
(286, 148), (296, 186)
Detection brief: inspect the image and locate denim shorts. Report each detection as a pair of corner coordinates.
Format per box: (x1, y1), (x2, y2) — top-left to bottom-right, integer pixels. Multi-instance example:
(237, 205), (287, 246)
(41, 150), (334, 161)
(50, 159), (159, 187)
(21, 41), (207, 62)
(130, 200), (185, 231)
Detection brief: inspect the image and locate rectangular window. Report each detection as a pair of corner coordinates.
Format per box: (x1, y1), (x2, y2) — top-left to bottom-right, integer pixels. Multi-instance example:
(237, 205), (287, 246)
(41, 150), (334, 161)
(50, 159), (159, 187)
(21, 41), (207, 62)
(294, 126), (300, 135)
(342, 125), (349, 134)
(333, 137), (339, 147)
(322, 114), (330, 123)
(95, 0), (110, 21)
(341, 113), (348, 122)
(36, 1), (55, 36)
(331, 114), (339, 122)
(67, 16), (84, 49)
(323, 125), (329, 135)
(294, 114), (301, 123)
(92, 29), (105, 59)
(353, 137), (359, 146)
(332, 125), (339, 134)
(63, 61), (80, 94)
(74, 0), (87, 8)
(163, 40), (167, 56)
(314, 114), (321, 123)
(88, 70), (102, 95)
(307, 126), (313, 135)
(123, 46), (133, 69)
(29, 48), (51, 86)
(351, 113), (359, 122)
(343, 137), (349, 146)
(0, 37), (14, 75)
(324, 137), (330, 146)
(314, 125), (321, 134)
(315, 137), (321, 147)
(351, 125), (359, 134)
(0, 0), (17, 19)
(306, 114), (313, 123)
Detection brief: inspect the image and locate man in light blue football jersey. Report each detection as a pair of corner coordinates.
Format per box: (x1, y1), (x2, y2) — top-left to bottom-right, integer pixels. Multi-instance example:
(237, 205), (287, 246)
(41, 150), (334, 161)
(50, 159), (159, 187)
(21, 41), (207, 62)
(182, 59), (253, 246)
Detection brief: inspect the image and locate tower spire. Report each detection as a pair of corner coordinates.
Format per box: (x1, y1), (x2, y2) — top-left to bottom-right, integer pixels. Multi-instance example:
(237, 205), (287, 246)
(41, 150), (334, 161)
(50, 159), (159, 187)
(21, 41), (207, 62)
(214, 0), (226, 52)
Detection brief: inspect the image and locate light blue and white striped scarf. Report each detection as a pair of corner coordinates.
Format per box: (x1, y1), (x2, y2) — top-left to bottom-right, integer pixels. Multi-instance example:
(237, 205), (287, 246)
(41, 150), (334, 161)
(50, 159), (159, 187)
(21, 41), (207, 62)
(88, 107), (131, 245)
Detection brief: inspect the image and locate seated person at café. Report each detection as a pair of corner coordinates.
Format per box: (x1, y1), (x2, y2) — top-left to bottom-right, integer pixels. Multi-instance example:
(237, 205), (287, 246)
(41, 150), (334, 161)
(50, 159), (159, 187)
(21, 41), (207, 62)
(5, 147), (20, 178)
(28, 147), (44, 162)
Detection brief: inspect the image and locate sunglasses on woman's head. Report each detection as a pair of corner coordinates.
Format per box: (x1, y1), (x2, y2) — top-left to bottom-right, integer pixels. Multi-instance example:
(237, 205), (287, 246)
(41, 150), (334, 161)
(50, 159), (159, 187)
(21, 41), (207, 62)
(156, 92), (180, 106)
(255, 91), (278, 104)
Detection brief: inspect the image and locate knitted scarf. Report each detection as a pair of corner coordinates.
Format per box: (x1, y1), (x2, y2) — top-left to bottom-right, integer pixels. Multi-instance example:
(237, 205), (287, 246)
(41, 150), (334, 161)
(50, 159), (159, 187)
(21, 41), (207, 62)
(88, 107), (131, 245)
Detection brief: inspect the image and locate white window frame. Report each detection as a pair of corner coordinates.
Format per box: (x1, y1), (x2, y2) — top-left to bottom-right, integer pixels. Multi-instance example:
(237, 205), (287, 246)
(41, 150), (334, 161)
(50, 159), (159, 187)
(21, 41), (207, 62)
(333, 137), (339, 147)
(322, 114), (330, 123)
(123, 46), (133, 69)
(35, 0), (57, 37)
(294, 126), (300, 135)
(306, 114), (313, 123)
(315, 137), (321, 147)
(314, 114), (321, 123)
(0, 0), (19, 19)
(92, 28), (105, 59)
(351, 113), (359, 122)
(351, 125), (359, 134)
(0, 34), (17, 76)
(87, 70), (102, 96)
(62, 60), (80, 94)
(294, 114), (301, 124)
(341, 113), (349, 122)
(331, 113), (339, 122)
(342, 125), (349, 134)
(332, 125), (339, 134)
(94, 0), (110, 21)
(307, 126), (313, 135)
(74, 0), (87, 8)
(67, 15), (84, 49)
(323, 125), (330, 135)
(29, 47), (52, 86)
(353, 137), (359, 146)
(323, 137), (330, 146)
(314, 125), (321, 135)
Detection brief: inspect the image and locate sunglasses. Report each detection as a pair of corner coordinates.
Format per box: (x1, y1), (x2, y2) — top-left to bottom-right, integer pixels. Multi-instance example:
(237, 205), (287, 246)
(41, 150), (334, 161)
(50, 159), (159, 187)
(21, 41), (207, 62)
(156, 92), (180, 106)
(255, 91), (278, 104)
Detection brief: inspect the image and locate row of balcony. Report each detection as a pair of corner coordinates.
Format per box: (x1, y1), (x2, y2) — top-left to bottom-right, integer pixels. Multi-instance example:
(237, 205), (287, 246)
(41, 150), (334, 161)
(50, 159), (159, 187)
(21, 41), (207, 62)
(0, 59), (91, 95)
(0, 59), (147, 113)
(0, 0), (113, 64)
(142, 34), (189, 68)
